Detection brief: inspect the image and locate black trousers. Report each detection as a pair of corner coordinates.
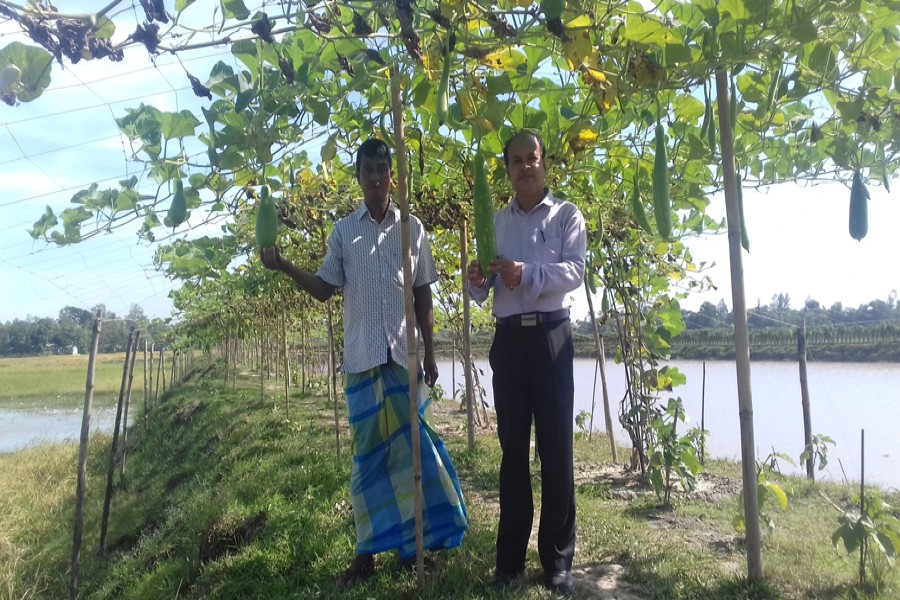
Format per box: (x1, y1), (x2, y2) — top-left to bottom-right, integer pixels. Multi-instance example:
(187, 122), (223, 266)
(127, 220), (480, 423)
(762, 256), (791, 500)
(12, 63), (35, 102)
(490, 317), (576, 576)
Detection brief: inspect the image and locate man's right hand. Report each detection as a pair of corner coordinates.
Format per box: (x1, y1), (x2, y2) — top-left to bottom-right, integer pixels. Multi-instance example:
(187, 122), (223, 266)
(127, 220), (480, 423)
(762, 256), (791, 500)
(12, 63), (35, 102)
(260, 246), (283, 272)
(466, 260), (486, 288)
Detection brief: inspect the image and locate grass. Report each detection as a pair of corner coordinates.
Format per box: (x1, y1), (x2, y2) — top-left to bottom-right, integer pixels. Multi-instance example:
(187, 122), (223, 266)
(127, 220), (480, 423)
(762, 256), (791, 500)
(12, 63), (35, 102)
(0, 357), (897, 599)
(0, 354), (140, 410)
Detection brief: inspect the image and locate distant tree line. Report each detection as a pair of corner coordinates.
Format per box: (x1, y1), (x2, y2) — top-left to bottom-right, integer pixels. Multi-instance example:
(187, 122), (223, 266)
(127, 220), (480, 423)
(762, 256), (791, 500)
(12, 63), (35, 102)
(570, 292), (900, 362)
(0, 305), (170, 357)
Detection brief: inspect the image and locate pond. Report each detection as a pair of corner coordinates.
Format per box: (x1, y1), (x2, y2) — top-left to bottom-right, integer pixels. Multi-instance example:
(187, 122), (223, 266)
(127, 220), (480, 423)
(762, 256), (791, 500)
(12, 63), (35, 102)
(0, 406), (125, 454)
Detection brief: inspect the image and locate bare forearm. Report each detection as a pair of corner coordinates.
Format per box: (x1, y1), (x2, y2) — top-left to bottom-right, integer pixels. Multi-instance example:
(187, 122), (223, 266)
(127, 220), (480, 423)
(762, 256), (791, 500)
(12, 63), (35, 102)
(413, 285), (435, 357)
(280, 262), (335, 302)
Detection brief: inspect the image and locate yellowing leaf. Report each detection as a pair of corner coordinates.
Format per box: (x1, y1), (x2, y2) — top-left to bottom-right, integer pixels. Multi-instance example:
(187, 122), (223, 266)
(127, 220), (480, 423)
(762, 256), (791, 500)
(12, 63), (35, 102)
(566, 124), (597, 153)
(512, 0), (532, 6)
(480, 47), (527, 71)
(581, 68), (607, 86)
(562, 16), (593, 70)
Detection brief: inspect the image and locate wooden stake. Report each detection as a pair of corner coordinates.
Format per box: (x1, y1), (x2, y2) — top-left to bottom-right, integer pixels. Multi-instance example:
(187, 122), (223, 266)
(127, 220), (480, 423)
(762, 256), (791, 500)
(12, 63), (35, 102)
(390, 67), (425, 588)
(715, 68), (763, 581)
(70, 315), (102, 600)
(584, 278), (617, 463)
(100, 330), (135, 555)
(798, 319), (814, 480)
(120, 331), (140, 481)
(460, 222), (476, 449)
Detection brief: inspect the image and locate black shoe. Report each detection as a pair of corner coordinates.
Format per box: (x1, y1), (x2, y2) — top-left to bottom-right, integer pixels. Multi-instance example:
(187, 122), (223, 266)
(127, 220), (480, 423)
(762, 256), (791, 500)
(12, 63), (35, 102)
(488, 569), (524, 590)
(545, 570), (574, 596)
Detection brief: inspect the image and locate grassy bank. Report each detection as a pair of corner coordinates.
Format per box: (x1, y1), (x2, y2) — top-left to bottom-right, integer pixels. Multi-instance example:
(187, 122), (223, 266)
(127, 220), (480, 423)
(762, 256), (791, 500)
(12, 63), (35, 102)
(0, 354), (135, 410)
(1, 359), (897, 599)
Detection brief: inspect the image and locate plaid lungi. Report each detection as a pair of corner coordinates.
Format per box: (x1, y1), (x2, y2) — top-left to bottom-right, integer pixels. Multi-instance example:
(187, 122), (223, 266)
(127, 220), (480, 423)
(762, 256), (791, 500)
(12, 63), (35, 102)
(345, 361), (468, 559)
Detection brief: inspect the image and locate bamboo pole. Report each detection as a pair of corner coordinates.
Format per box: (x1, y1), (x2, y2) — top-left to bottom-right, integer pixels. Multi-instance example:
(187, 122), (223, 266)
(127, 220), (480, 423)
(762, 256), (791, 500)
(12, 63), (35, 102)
(700, 361), (707, 466)
(120, 331), (140, 482)
(327, 298), (341, 459)
(281, 288), (291, 418)
(460, 222), (476, 449)
(142, 338), (148, 422)
(715, 68), (762, 581)
(100, 330), (135, 555)
(390, 68), (425, 587)
(584, 279), (617, 463)
(70, 315), (102, 600)
(798, 319), (814, 479)
(859, 429), (866, 584)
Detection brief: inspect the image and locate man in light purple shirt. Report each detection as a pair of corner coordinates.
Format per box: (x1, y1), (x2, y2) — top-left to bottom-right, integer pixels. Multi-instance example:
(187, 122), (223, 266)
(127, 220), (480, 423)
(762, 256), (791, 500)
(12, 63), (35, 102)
(467, 130), (586, 597)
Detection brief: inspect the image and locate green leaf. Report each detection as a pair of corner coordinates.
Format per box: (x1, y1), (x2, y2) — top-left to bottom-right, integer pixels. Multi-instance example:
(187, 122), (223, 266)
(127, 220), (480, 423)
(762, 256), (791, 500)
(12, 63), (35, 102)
(221, 0), (250, 20)
(624, 15), (675, 45)
(718, 0), (749, 21)
(0, 41), (53, 103)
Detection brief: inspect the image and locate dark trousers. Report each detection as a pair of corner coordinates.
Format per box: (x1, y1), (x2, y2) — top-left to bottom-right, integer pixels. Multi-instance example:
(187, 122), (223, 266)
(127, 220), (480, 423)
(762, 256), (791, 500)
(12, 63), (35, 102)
(490, 318), (576, 576)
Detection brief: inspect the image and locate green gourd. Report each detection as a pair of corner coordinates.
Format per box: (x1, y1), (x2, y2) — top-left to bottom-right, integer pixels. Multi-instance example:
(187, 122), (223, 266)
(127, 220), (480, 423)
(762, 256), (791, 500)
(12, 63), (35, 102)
(630, 171), (652, 234)
(652, 123), (673, 241)
(167, 179), (187, 227)
(256, 185), (279, 248)
(472, 151), (496, 275)
(435, 41), (451, 126)
(849, 171), (869, 241)
(736, 173), (749, 252)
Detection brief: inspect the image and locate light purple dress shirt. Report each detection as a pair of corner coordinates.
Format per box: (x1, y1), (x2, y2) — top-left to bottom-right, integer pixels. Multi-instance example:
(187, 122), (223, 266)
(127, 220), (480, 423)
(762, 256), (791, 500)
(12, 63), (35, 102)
(468, 190), (587, 317)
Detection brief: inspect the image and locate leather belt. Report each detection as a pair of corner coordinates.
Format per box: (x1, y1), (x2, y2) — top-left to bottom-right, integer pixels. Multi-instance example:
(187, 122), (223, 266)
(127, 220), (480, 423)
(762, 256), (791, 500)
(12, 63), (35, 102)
(495, 309), (569, 327)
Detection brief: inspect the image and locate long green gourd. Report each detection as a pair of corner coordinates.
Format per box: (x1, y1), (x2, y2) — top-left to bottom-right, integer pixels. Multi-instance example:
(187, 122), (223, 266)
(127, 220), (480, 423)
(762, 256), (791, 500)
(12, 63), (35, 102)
(167, 178), (187, 227)
(472, 151), (496, 275)
(652, 123), (673, 241)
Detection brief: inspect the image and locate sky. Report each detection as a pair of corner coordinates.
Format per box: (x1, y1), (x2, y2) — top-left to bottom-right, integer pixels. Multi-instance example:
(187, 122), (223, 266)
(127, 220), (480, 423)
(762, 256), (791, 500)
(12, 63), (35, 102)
(1, 5), (897, 325)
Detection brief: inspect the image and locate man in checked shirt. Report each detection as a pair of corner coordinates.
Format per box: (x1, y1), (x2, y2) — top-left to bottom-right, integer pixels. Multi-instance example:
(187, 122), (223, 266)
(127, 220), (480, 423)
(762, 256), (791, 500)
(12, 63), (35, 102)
(261, 138), (467, 588)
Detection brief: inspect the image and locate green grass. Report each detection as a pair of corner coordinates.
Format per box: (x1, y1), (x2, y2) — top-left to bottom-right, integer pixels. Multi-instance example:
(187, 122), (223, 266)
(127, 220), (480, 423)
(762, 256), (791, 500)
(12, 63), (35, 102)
(1, 358), (897, 599)
(0, 354), (139, 409)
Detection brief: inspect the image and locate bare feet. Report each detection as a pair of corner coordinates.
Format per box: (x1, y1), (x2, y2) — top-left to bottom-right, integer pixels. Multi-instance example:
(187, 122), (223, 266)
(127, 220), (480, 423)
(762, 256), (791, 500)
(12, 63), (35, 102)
(336, 553), (375, 589)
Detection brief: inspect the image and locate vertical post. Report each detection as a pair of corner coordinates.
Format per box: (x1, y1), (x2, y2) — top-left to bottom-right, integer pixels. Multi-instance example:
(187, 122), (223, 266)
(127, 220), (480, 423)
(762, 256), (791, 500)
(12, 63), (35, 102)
(798, 319), (814, 480)
(281, 289), (291, 418)
(390, 67), (425, 587)
(70, 315), (102, 600)
(460, 222), (476, 449)
(142, 338), (148, 421)
(100, 330), (135, 555)
(715, 68), (762, 580)
(859, 429), (866, 584)
(700, 361), (707, 466)
(584, 279), (617, 463)
(120, 331), (140, 481)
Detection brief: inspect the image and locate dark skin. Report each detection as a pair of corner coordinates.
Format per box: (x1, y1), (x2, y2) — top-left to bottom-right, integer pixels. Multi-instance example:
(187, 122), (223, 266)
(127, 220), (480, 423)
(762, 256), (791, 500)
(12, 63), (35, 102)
(467, 133), (547, 290)
(262, 152), (439, 586)
(259, 153), (438, 387)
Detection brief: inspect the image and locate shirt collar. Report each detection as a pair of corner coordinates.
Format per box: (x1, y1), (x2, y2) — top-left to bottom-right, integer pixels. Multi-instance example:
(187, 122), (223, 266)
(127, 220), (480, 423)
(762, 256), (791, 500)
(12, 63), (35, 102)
(511, 188), (554, 214)
(354, 198), (399, 223)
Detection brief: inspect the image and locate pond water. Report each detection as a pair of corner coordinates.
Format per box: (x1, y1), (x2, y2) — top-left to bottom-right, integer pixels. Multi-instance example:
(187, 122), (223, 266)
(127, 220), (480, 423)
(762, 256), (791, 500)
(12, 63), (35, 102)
(437, 358), (900, 491)
(0, 406), (125, 454)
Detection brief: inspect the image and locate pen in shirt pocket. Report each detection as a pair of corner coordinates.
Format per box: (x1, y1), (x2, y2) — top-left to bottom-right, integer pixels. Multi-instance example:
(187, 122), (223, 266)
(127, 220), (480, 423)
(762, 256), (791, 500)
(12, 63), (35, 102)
(539, 229), (546, 242)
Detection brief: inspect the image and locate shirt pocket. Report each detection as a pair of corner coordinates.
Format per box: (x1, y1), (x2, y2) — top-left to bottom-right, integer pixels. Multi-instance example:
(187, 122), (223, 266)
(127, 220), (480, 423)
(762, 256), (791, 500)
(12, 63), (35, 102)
(537, 235), (562, 262)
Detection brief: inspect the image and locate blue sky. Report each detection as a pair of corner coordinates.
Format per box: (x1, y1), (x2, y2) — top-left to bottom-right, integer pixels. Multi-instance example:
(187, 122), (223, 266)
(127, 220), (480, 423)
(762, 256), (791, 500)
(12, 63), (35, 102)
(2, 5), (897, 324)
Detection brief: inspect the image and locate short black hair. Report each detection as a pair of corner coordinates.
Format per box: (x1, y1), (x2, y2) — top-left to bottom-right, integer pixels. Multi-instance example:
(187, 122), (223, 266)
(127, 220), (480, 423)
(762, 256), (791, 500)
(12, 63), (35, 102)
(502, 130), (546, 166)
(356, 138), (392, 175)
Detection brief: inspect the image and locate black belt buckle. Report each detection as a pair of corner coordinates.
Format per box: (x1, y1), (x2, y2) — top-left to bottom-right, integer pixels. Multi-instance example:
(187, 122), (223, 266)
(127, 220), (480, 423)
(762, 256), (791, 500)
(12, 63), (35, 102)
(520, 313), (538, 326)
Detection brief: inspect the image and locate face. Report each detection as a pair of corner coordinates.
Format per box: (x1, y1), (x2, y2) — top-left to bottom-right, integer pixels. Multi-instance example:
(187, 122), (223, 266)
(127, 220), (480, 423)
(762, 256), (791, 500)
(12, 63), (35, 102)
(356, 153), (393, 204)
(506, 134), (546, 200)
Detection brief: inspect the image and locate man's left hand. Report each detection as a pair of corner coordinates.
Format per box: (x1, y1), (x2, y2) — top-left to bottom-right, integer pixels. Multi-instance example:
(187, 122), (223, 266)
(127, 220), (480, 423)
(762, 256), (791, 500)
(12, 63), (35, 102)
(489, 258), (523, 289)
(423, 355), (438, 388)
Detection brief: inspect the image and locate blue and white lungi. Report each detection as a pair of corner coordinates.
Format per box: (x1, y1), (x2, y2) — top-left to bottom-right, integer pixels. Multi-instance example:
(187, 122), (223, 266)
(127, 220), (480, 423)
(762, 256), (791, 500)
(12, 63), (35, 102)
(345, 361), (468, 560)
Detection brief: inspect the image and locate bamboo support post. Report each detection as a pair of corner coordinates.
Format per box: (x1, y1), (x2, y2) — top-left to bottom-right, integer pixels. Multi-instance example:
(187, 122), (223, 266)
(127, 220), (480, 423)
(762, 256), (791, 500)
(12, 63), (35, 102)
(70, 315), (102, 600)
